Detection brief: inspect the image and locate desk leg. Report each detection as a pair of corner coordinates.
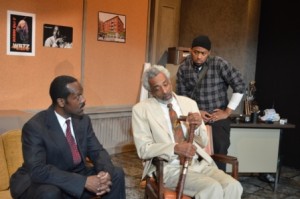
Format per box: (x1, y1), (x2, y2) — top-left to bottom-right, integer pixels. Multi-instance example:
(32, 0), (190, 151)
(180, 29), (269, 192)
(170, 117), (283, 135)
(273, 158), (280, 191)
(273, 129), (283, 192)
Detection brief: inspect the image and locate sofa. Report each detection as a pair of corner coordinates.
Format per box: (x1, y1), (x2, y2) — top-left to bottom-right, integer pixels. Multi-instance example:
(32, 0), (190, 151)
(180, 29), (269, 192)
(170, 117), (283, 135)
(0, 129), (23, 199)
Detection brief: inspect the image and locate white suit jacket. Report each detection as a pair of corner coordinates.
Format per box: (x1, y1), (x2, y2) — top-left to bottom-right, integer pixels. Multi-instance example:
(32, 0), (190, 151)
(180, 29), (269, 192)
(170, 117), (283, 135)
(132, 93), (216, 179)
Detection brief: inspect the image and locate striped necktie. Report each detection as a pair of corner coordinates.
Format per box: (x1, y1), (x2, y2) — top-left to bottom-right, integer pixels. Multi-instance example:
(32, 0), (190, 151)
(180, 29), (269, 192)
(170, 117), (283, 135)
(65, 119), (82, 165)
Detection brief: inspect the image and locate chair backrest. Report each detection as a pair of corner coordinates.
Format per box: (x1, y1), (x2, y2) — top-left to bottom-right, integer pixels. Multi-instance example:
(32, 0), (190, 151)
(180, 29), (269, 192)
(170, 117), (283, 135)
(0, 129), (22, 192)
(204, 125), (214, 155)
(1, 129), (23, 177)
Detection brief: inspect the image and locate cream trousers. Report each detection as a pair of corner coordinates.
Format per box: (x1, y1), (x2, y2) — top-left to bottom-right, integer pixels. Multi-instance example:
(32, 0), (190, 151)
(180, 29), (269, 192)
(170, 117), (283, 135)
(163, 160), (243, 199)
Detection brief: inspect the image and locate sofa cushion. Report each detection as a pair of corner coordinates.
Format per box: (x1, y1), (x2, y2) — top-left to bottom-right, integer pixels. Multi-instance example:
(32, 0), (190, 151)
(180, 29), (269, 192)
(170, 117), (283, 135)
(0, 190), (12, 199)
(0, 135), (10, 191)
(1, 129), (23, 177)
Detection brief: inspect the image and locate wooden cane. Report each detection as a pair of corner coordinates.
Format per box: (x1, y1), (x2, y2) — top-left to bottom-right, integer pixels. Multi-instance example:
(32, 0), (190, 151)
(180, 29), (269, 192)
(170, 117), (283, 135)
(176, 115), (196, 199)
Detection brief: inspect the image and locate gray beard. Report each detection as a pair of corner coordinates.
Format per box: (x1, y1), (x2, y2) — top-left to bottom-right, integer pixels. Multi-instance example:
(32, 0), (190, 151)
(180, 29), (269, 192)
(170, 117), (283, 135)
(155, 96), (173, 105)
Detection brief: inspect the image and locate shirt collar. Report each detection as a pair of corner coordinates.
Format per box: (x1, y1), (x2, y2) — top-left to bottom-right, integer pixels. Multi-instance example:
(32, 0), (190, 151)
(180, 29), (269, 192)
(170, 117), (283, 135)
(54, 111), (71, 128)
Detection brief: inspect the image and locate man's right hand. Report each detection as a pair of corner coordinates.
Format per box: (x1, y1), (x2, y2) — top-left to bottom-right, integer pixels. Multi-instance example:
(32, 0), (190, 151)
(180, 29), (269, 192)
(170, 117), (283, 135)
(174, 142), (196, 159)
(85, 172), (112, 195)
(200, 110), (212, 123)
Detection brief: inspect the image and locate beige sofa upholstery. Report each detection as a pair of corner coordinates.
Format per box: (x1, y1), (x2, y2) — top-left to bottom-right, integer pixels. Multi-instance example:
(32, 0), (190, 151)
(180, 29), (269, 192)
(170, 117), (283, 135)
(0, 129), (22, 199)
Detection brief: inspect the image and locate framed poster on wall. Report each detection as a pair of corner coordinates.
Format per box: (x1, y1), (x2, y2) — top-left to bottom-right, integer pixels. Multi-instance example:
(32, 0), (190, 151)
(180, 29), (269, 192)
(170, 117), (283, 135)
(43, 24), (73, 48)
(98, 11), (126, 43)
(6, 10), (35, 56)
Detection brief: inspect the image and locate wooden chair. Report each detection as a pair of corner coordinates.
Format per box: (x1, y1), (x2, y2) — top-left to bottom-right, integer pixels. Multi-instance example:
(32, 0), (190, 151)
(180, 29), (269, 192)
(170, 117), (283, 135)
(144, 124), (239, 199)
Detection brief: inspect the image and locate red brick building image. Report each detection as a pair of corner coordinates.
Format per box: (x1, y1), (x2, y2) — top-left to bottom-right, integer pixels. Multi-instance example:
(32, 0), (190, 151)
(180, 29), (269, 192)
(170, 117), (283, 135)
(98, 13), (126, 42)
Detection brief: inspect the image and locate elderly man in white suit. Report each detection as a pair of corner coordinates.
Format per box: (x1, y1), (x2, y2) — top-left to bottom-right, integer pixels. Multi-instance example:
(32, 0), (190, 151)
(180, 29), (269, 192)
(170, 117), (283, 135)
(132, 65), (243, 199)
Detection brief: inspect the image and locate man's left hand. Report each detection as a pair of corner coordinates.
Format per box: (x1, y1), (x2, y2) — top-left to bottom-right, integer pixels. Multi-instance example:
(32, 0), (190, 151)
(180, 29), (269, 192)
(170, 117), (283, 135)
(187, 112), (202, 128)
(210, 108), (231, 122)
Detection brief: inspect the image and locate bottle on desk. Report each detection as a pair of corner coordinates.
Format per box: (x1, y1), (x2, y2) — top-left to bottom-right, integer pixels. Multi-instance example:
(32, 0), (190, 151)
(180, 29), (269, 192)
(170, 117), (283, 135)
(244, 115), (251, 123)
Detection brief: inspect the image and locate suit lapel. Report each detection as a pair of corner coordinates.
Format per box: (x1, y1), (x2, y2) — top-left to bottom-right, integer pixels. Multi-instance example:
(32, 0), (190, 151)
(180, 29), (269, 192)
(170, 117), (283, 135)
(71, 117), (84, 151)
(174, 94), (190, 116)
(147, 98), (172, 140)
(45, 107), (74, 164)
(195, 142), (214, 164)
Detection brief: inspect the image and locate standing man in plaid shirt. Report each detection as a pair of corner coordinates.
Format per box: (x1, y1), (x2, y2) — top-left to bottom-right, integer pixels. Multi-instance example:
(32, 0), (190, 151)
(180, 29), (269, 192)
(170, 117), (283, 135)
(176, 35), (246, 171)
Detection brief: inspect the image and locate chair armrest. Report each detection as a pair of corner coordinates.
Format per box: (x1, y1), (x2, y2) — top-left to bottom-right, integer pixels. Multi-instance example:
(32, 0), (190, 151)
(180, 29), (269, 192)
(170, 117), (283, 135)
(144, 157), (166, 199)
(211, 154), (239, 179)
(211, 154), (237, 164)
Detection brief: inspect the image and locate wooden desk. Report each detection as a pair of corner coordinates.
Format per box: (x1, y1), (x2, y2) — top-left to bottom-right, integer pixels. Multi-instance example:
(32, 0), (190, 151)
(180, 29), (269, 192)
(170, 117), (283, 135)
(226, 121), (295, 191)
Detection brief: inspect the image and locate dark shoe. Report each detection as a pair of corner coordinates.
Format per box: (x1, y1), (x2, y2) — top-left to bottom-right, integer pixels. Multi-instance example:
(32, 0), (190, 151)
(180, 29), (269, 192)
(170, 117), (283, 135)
(258, 173), (275, 183)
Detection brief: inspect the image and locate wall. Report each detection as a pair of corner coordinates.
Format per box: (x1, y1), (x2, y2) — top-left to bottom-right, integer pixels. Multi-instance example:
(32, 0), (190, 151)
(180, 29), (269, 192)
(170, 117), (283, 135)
(179, 0), (261, 113)
(1, 0), (260, 114)
(0, 0), (148, 111)
(85, 107), (133, 154)
(0, 0), (83, 110)
(0, 108), (133, 155)
(83, 0), (148, 107)
(0, 1), (270, 156)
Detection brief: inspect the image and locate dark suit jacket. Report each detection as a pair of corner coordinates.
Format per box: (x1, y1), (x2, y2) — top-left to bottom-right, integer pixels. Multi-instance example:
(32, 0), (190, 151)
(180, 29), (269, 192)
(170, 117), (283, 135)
(10, 105), (115, 198)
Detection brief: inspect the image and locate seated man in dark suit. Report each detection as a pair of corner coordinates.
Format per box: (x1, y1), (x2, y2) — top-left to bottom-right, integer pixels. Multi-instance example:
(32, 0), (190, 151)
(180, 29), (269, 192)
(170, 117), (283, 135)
(10, 75), (125, 199)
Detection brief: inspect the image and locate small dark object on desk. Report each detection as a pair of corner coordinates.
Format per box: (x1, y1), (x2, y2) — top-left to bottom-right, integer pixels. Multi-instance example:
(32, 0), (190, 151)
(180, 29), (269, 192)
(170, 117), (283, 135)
(235, 117), (240, 124)
(265, 120), (274, 124)
(251, 112), (258, 123)
(244, 115), (251, 123)
(230, 115), (243, 124)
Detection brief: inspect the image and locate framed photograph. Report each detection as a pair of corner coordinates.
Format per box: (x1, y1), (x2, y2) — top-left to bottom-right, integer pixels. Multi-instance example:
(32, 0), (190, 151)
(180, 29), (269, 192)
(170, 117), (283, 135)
(98, 11), (126, 43)
(7, 10), (35, 56)
(43, 24), (73, 48)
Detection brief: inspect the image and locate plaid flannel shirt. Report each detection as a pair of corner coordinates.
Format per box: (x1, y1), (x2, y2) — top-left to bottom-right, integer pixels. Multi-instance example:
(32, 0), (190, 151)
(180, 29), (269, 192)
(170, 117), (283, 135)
(176, 55), (246, 112)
